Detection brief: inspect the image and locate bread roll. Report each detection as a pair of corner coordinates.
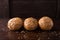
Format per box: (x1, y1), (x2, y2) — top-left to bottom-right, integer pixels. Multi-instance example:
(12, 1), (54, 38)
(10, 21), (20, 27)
(7, 17), (23, 30)
(24, 17), (38, 30)
(38, 16), (53, 30)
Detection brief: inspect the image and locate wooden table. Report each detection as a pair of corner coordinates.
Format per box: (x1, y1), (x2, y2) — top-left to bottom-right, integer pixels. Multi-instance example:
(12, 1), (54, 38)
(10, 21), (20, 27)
(0, 19), (60, 40)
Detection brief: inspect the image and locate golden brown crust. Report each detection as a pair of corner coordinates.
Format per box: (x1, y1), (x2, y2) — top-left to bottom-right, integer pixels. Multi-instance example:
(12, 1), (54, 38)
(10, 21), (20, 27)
(7, 17), (23, 30)
(38, 16), (53, 30)
(24, 17), (38, 30)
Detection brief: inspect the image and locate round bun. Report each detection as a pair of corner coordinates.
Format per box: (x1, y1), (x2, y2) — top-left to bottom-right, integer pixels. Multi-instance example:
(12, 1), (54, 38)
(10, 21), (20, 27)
(38, 16), (54, 30)
(24, 17), (38, 30)
(7, 17), (23, 30)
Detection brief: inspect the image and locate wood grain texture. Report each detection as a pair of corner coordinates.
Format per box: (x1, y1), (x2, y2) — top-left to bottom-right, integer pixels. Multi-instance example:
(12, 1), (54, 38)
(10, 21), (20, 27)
(9, 0), (56, 19)
(56, 0), (60, 19)
(0, 0), (9, 18)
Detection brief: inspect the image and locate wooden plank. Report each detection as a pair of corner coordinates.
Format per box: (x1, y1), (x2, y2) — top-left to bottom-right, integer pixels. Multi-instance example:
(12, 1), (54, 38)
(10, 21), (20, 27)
(56, 0), (60, 20)
(9, 0), (56, 19)
(0, 0), (9, 18)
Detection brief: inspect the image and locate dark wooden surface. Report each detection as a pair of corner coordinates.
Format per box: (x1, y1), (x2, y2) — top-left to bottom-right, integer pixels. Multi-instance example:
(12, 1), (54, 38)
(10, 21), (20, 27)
(0, 19), (60, 40)
(0, 0), (9, 18)
(0, 0), (60, 19)
(56, 0), (60, 19)
(9, 0), (56, 19)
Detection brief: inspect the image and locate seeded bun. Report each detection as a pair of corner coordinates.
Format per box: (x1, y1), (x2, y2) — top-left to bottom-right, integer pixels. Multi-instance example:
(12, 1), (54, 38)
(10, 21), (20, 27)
(24, 17), (38, 30)
(38, 16), (54, 30)
(7, 17), (23, 30)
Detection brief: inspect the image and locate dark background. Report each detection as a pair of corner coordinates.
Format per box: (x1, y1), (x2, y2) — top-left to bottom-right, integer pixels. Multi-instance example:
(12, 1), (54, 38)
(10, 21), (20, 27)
(0, 1), (60, 39)
(0, 0), (60, 20)
(0, 0), (9, 18)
